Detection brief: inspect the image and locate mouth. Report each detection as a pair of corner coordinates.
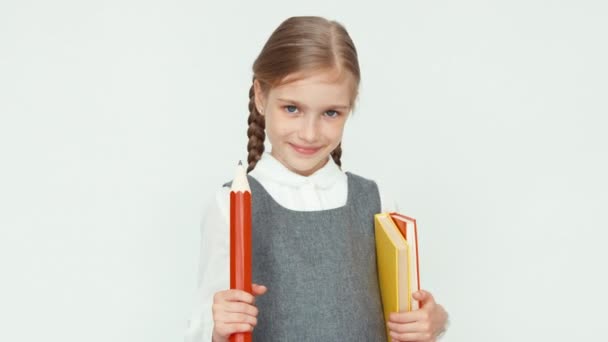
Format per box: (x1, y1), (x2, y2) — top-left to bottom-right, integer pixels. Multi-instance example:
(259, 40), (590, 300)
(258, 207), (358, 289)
(289, 143), (322, 155)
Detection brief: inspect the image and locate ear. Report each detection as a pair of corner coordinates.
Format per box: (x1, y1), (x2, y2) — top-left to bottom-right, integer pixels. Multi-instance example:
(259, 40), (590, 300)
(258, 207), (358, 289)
(253, 79), (266, 115)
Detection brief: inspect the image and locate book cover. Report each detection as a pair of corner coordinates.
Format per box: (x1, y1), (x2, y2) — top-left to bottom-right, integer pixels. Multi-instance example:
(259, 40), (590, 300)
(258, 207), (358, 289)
(374, 213), (410, 340)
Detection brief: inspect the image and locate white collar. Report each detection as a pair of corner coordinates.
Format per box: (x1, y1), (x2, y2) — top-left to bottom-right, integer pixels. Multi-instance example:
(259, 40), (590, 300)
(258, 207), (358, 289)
(250, 152), (344, 189)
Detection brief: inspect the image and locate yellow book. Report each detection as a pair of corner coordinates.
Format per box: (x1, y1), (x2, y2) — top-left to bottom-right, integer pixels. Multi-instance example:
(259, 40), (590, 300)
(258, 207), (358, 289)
(374, 213), (411, 341)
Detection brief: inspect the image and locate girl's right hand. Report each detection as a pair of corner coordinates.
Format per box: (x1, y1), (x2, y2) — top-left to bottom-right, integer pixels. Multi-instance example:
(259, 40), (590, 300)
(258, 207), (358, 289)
(211, 283), (268, 342)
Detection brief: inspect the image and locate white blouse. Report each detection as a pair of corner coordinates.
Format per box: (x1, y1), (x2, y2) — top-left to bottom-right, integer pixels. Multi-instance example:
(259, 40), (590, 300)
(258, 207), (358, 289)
(184, 152), (398, 342)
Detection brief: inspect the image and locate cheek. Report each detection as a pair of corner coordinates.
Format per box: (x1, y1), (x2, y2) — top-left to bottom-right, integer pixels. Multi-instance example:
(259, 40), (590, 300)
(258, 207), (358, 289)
(325, 121), (347, 141)
(264, 113), (290, 141)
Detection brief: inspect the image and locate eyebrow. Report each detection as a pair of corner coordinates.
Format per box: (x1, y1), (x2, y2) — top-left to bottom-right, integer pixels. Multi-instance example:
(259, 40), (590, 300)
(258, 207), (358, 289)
(276, 98), (350, 110)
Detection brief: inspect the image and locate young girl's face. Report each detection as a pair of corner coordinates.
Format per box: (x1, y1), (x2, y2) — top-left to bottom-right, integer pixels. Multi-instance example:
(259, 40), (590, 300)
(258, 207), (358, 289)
(255, 69), (355, 176)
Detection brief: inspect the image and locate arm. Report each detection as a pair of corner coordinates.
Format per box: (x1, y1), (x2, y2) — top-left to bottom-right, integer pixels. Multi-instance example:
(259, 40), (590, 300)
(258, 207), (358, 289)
(185, 186), (267, 342)
(185, 187), (231, 342)
(376, 181), (449, 341)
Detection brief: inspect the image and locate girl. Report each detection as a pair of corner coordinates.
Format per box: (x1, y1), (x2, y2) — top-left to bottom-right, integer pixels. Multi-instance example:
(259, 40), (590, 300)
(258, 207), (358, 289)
(186, 16), (448, 342)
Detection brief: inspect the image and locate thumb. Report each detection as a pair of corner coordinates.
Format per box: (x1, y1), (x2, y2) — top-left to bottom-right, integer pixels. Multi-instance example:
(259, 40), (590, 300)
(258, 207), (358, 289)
(252, 283), (268, 296)
(413, 290), (435, 307)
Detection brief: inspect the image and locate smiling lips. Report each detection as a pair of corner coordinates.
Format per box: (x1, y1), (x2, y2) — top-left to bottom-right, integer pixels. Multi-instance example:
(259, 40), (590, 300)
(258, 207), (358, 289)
(290, 143), (322, 155)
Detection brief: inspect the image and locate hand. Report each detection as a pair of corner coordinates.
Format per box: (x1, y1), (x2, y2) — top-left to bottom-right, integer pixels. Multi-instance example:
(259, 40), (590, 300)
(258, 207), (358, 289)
(386, 290), (448, 342)
(211, 283), (268, 342)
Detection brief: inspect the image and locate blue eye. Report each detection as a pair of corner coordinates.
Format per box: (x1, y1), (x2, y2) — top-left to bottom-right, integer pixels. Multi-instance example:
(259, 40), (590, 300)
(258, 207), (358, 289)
(285, 105), (298, 113)
(324, 110), (339, 118)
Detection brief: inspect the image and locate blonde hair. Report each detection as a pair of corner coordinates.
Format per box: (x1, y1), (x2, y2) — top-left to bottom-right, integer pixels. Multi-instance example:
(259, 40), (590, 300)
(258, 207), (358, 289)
(246, 16), (361, 172)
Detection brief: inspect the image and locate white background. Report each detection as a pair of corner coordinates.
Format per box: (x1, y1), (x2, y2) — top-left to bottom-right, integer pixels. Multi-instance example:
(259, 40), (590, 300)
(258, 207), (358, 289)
(1, 1), (607, 341)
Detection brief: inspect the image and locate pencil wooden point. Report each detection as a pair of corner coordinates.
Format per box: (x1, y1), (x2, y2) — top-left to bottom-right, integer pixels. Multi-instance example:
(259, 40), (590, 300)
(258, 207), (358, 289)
(231, 161), (251, 192)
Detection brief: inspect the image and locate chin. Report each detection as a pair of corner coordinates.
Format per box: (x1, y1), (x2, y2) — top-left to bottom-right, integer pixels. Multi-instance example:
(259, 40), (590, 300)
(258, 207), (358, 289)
(291, 159), (326, 175)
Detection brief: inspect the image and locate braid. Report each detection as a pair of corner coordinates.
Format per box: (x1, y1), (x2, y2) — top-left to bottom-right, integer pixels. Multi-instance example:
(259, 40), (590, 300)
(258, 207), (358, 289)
(331, 142), (342, 169)
(246, 82), (266, 173)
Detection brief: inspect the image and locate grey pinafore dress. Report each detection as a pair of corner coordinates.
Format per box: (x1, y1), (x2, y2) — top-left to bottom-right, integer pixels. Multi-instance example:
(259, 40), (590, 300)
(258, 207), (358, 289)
(225, 172), (387, 341)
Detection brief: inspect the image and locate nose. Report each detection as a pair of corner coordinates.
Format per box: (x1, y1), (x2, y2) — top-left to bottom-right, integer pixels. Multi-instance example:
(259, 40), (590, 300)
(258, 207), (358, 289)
(297, 114), (320, 143)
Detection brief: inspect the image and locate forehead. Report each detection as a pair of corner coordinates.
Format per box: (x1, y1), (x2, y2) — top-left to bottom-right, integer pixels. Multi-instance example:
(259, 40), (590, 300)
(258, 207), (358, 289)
(269, 69), (357, 107)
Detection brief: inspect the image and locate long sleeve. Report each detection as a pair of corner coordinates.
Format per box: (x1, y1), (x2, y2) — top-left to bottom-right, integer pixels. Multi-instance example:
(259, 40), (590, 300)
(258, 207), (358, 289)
(184, 187), (230, 342)
(377, 179), (399, 213)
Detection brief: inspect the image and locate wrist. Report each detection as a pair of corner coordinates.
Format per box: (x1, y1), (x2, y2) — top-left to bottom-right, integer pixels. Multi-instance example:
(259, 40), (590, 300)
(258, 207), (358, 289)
(211, 329), (225, 342)
(436, 313), (450, 340)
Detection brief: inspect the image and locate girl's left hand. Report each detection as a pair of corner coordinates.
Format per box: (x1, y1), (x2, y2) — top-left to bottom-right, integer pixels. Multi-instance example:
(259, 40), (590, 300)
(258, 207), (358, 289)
(386, 290), (448, 342)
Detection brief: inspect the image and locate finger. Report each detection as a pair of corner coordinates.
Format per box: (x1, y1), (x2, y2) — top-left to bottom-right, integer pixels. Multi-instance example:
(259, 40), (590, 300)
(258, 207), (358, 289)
(251, 285), (267, 306)
(215, 322), (254, 336)
(387, 321), (430, 334)
(214, 289), (255, 304)
(389, 310), (427, 323)
(388, 330), (433, 341)
(215, 301), (259, 316)
(412, 290), (426, 301)
(215, 311), (258, 326)
(252, 284), (268, 296)
(415, 290), (436, 308)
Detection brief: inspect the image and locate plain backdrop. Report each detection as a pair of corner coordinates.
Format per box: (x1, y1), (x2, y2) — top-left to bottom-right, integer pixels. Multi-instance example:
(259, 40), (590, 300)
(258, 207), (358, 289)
(1, 0), (607, 341)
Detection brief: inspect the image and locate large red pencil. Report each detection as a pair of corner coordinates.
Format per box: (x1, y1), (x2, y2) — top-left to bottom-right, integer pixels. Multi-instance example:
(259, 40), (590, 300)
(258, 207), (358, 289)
(230, 161), (252, 342)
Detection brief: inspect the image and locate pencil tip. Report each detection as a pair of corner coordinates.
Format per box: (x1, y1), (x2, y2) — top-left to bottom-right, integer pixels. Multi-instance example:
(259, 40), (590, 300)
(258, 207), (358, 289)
(238, 160), (242, 166)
